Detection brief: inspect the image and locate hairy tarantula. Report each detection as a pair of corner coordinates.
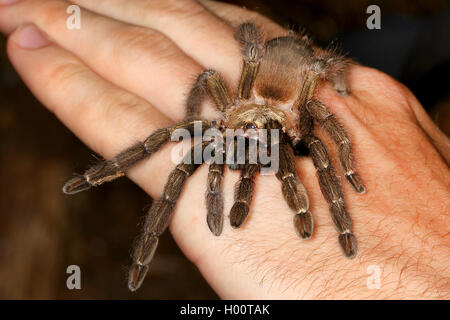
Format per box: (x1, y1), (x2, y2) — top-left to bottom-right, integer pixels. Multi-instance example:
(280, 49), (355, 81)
(63, 22), (365, 291)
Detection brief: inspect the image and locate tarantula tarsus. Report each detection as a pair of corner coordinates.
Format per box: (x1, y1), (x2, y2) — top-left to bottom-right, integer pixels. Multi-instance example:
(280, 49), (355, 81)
(63, 22), (366, 291)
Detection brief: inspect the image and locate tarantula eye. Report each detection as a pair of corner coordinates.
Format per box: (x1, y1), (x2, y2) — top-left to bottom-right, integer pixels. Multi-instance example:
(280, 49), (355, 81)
(245, 122), (256, 130)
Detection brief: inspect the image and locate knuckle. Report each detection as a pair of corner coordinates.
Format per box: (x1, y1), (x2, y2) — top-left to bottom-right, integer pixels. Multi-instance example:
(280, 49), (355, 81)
(355, 66), (414, 115)
(244, 9), (268, 23)
(102, 91), (137, 118)
(112, 26), (177, 61)
(95, 92), (149, 154)
(200, 0), (270, 28)
(143, 0), (206, 19)
(101, 91), (149, 130)
(47, 61), (90, 90)
(37, 0), (68, 28)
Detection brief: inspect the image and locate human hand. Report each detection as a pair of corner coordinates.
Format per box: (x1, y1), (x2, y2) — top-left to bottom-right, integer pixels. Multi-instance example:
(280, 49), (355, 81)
(1, 0), (449, 299)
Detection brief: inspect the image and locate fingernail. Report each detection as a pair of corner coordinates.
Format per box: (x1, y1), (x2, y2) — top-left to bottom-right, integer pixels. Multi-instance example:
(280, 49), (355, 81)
(0, 0), (20, 5)
(15, 24), (49, 49)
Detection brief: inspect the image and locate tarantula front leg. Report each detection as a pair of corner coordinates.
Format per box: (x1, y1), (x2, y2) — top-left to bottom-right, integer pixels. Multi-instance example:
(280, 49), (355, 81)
(62, 119), (210, 194)
(306, 99), (365, 193)
(235, 22), (263, 99)
(276, 142), (314, 239)
(303, 135), (357, 258)
(206, 162), (225, 236)
(128, 142), (207, 291)
(186, 69), (232, 118)
(230, 163), (259, 228)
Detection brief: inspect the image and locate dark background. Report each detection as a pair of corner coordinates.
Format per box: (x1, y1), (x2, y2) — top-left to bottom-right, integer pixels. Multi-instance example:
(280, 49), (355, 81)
(0, 0), (448, 299)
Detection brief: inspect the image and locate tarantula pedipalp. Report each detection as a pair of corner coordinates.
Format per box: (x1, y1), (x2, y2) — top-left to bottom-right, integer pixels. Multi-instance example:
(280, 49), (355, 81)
(62, 22), (365, 292)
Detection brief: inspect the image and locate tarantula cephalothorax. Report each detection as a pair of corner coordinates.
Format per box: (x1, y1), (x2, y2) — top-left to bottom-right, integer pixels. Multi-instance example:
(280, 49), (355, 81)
(63, 23), (366, 291)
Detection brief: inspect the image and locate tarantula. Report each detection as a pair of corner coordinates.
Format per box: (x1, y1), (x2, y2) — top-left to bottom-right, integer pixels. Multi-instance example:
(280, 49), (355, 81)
(63, 22), (365, 291)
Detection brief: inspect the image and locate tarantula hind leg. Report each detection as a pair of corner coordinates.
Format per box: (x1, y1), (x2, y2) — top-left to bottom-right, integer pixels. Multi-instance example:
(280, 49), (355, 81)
(128, 142), (207, 291)
(229, 163), (259, 228)
(303, 135), (357, 258)
(206, 162), (225, 236)
(306, 99), (365, 194)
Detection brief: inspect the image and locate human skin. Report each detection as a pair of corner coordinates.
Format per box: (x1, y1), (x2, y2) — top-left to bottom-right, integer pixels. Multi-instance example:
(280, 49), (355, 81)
(0, 0), (449, 299)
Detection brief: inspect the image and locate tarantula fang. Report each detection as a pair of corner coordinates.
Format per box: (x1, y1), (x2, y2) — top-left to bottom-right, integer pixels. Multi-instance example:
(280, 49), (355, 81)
(63, 22), (365, 292)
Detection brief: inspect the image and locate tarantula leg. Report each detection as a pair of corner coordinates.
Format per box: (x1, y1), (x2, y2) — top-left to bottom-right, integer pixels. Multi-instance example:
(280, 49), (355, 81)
(276, 142), (313, 239)
(296, 69), (320, 107)
(313, 46), (352, 96)
(322, 56), (351, 96)
(186, 69), (232, 118)
(302, 135), (357, 258)
(206, 162), (224, 236)
(235, 22), (263, 99)
(306, 99), (365, 193)
(62, 119), (210, 194)
(230, 163), (259, 228)
(333, 71), (349, 96)
(293, 105), (314, 156)
(128, 142), (206, 291)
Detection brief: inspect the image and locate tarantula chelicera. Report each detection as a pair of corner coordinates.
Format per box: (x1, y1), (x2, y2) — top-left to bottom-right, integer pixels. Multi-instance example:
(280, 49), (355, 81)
(63, 22), (365, 291)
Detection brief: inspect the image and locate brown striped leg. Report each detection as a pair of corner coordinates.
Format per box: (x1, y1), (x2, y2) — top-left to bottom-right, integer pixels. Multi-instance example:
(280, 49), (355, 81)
(235, 22), (263, 99)
(303, 135), (357, 258)
(306, 99), (365, 193)
(128, 143), (206, 291)
(312, 47), (351, 96)
(62, 120), (210, 194)
(333, 71), (350, 96)
(206, 162), (224, 236)
(229, 163), (259, 228)
(327, 57), (352, 96)
(276, 142), (314, 239)
(186, 70), (232, 118)
(293, 104), (314, 156)
(324, 57), (351, 96)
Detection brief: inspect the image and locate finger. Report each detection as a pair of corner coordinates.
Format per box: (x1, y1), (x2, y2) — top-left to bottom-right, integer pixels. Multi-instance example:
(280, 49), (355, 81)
(72, 0), (240, 82)
(71, 0), (285, 84)
(6, 23), (178, 198)
(0, 0), (203, 121)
